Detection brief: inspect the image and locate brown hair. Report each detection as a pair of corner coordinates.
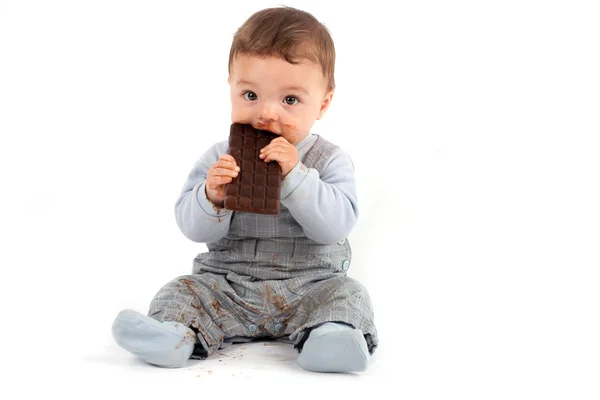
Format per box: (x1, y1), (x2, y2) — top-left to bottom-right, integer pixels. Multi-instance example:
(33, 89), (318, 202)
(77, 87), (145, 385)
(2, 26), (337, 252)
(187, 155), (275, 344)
(228, 6), (336, 90)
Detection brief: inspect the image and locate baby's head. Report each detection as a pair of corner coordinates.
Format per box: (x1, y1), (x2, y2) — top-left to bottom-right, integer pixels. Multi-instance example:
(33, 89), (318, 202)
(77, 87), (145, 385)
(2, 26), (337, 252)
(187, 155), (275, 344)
(227, 7), (335, 145)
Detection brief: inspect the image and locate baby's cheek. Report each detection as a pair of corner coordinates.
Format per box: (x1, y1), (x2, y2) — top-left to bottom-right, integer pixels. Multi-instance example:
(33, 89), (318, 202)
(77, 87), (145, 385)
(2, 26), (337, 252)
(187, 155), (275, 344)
(230, 101), (251, 123)
(230, 109), (243, 123)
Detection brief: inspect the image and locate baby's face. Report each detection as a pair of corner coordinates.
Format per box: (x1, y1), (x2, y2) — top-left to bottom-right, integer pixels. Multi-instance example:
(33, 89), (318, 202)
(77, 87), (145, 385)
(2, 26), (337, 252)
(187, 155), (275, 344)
(229, 54), (333, 145)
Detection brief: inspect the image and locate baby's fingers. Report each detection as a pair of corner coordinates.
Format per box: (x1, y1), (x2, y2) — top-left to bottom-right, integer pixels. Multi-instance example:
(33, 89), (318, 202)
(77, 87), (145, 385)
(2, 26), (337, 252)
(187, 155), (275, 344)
(213, 175), (234, 184)
(214, 160), (240, 172)
(220, 154), (237, 164)
(206, 172), (235, 188)
(260, 143), (288, 156)
(211, 166), (239, 179)
(213, 155), (240, 172)
(263, 151), (288, 163)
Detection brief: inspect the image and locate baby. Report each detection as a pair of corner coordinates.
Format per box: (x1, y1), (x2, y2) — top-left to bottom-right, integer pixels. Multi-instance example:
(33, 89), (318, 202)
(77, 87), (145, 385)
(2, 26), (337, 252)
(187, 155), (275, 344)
(112, 6), (378, 373)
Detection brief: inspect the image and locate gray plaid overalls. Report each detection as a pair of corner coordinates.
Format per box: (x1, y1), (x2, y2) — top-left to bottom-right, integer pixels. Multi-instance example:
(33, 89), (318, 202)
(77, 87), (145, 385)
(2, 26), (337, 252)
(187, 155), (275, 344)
(148, 136), (378, 357)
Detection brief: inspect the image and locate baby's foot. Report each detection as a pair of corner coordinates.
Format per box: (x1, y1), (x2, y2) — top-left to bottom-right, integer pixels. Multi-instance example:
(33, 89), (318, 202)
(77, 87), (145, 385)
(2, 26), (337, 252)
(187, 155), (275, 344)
(297, 322), (369, 373)
(112, 309), (197, 368)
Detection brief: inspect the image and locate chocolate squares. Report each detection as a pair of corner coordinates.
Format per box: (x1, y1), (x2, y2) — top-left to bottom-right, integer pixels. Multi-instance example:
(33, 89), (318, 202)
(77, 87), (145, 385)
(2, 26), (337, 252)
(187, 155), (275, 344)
(224, 123), (282, 215)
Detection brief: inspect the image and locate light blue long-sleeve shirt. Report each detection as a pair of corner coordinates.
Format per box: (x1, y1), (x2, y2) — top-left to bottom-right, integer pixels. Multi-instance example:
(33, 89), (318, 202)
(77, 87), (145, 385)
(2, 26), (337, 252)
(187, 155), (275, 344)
(174, 133), (358, 245)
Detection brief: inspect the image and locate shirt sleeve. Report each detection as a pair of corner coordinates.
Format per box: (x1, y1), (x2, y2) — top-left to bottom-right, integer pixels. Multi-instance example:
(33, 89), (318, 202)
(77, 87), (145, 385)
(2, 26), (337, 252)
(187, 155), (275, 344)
(174, 141), (233, 243)
(280, 149), (359, 244)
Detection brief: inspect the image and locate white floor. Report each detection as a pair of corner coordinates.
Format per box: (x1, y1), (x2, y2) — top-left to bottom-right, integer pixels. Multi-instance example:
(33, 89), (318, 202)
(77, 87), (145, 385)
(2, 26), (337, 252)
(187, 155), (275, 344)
(81, 338), (387, 398)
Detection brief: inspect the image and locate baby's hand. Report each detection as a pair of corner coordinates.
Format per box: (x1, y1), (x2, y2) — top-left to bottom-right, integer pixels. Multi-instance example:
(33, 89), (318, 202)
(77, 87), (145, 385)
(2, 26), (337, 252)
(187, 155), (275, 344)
(205, 154), (240, 207)
(259, 137), (299, 177)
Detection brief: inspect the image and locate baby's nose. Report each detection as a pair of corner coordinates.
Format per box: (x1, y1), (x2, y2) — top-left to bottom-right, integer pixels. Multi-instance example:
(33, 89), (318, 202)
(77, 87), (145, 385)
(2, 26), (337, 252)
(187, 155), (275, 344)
(259, 101), (278, 121)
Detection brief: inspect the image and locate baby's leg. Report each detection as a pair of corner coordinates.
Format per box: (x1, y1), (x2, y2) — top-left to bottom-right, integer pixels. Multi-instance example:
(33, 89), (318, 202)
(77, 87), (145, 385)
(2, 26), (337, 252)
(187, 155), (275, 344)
(112, 273), (232, 367)
(147, 273), (254, 357)
(289, 275), (378, 373)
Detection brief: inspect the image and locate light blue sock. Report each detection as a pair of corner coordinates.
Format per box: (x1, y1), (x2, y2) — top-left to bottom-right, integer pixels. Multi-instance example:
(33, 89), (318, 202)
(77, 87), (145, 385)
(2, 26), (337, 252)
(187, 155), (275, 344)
(112, 309), (197, 368)
(297, 322), (369, 373)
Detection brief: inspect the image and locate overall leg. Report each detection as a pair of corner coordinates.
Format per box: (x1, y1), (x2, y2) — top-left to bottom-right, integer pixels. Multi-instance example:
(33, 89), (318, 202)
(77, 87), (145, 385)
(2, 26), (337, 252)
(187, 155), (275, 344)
(287, 275), (378, 373)
(113, 273), (239, 367)
(148, 272), (262, 356)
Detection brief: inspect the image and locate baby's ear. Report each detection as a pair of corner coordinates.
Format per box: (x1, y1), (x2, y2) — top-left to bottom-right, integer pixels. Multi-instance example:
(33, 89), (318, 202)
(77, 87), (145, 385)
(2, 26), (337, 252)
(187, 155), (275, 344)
(317, 89), (335, 120)
(227, 76), (231, 85)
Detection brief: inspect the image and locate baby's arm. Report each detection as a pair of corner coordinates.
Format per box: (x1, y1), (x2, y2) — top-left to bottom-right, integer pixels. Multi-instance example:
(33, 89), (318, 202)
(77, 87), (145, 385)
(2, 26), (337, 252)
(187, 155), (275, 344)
(280, 150), (358, 244)
(174, 141), (233, 243)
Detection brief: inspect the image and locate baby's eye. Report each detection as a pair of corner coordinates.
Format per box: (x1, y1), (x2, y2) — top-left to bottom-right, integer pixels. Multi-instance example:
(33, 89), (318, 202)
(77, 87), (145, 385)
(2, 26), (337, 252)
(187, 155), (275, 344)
(284, 96), (298, 105)
(244, 91), (258, 101)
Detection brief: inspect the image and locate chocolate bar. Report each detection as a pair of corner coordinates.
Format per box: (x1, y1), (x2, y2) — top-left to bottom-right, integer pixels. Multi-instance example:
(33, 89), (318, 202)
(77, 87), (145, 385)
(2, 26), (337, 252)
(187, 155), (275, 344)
(224, 123), (282, 214)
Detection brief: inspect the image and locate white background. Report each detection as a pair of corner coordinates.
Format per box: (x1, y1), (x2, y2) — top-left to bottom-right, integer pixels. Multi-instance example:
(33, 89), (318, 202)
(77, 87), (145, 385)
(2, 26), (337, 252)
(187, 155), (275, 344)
(1, 0), (599, 398)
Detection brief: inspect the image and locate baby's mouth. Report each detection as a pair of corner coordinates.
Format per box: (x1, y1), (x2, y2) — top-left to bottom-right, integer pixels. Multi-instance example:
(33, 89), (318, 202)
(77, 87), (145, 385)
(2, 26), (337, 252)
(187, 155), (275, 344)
(252, 122), (279, 134)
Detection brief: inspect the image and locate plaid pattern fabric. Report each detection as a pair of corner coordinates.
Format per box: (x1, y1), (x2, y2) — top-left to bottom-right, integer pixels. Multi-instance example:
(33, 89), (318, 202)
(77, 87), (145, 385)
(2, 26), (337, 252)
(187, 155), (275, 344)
(148, 135), (378, 356)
